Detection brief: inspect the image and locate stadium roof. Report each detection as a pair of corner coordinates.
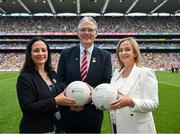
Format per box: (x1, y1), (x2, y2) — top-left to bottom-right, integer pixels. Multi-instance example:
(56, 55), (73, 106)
(0, 0), (180, 16)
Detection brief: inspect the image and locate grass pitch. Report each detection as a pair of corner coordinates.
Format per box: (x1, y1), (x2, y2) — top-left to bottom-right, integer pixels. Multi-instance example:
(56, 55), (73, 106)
(0, 71), (180, 133)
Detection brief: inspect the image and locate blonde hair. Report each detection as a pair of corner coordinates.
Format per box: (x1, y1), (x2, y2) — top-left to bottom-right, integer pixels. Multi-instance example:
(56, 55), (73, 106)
(116, 37), (143, 70)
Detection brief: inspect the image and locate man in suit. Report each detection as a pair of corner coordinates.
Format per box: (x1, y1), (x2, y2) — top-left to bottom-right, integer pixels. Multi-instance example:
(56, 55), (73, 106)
(56, 16), (112, 133)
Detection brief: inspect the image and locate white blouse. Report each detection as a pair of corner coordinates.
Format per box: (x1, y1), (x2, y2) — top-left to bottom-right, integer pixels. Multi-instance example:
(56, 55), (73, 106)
(112, 75), (128, 95)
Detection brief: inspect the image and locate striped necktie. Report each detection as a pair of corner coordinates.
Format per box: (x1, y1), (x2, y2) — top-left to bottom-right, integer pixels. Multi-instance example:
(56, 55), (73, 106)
(81, 50), (88, 81)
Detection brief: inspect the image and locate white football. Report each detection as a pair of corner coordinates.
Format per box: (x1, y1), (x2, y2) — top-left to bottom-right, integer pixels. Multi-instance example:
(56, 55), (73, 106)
(65, 81), (90, 106)
(92, 83), (118, 110)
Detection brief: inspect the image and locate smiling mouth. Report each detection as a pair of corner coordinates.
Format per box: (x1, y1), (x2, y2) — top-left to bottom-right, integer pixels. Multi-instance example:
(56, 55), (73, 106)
(36, 57), (45, 60)
(83, 37), (90, 39)
(121, 56), (128, 60)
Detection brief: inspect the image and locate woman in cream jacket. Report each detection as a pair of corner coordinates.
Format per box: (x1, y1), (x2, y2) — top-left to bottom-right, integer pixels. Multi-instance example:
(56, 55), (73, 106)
(110, 37), (159, 133)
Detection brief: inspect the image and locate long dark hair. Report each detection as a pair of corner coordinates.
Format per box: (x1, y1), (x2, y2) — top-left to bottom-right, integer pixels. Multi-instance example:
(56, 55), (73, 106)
(21, 36), (54, 79)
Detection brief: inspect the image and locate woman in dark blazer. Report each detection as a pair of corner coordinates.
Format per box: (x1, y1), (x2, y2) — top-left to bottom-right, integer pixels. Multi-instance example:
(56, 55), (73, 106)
(16, 37), (75, 133)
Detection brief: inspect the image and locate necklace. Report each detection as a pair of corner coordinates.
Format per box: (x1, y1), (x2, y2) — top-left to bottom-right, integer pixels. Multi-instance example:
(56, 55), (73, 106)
(121, 70), (130, 78)
(40, 72), (49, 81)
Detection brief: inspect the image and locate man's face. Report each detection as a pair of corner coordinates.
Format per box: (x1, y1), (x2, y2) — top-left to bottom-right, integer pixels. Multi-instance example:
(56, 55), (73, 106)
(78, 20), (97, 49)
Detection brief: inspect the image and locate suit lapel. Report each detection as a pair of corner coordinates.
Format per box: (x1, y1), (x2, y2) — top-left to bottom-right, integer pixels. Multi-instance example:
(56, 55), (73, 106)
(110, 69), (122, 84)
(73, 46), (81, 79)
(121, 64), (142, 95)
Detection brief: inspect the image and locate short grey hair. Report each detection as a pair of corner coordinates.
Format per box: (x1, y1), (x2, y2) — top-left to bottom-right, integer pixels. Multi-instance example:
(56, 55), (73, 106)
(78, 16), (98, 30)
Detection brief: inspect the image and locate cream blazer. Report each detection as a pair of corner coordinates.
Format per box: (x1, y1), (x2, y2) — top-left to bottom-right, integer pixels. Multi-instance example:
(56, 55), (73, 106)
(110, 64), (159, 133)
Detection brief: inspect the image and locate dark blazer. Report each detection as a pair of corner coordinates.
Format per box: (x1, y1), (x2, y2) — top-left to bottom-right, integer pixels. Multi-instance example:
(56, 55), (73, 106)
(56, 45), (112, 133)
(16, 70), (61, 133)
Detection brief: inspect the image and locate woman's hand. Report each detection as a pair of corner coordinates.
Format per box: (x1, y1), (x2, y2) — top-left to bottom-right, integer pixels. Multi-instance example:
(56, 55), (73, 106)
(110, 92), (134, 109)
(55, 90), (76, 106)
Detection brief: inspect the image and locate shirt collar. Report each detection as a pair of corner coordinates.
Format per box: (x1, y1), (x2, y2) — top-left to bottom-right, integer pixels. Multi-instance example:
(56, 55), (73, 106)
(80, 44), (94, 55)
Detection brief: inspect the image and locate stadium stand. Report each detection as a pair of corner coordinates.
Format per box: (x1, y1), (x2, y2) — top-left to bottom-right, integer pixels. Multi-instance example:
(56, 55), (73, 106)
(0, 0), (180, 72)
(0, 16), (180, 71)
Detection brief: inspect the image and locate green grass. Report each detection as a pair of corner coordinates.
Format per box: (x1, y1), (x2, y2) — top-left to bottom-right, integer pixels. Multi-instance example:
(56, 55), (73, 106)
(0, 72), (21, 133)
(0, 71), (180, 133)
(154, 71), (180, 133)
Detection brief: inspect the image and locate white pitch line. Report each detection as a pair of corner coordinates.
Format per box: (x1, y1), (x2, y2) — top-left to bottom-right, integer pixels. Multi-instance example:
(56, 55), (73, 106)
(158, 81), (180, 88)
(0, 77), (17, 82)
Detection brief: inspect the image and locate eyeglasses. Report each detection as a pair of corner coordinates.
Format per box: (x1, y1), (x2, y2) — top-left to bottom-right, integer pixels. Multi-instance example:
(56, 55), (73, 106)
(79, 28), (96, 33)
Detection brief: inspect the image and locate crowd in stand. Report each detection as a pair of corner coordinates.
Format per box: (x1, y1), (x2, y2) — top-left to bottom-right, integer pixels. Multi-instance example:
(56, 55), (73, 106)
(1, 42), (180, 50)
(0, 16), (180, 71)
(0, 16), (180, 33)
(0, 52), (179, 72)
(111, 52), (180, 71)
(0, 53), (60, 71)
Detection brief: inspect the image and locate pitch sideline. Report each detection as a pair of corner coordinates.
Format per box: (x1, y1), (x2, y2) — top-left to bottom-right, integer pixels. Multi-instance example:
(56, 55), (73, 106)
(158, 81), (180, 88)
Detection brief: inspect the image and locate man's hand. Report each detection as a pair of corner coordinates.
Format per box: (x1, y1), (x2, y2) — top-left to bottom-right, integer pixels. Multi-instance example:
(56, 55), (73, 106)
(70, 106), (84, 112)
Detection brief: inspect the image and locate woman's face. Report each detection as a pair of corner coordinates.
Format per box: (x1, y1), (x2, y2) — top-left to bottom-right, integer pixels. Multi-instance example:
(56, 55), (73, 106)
(118, 40), (136, 66)
(31, 40), (48, 66)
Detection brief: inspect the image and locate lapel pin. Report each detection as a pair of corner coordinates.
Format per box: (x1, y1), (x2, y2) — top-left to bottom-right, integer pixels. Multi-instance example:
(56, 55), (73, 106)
(92, 57), (96, 63)
(53, 79), (56, 83)
(76, 58), (78, 60)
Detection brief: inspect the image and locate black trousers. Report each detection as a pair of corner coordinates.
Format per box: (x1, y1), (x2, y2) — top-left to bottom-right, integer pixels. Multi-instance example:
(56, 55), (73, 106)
(113, 123), (117, 134)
